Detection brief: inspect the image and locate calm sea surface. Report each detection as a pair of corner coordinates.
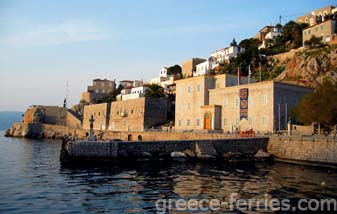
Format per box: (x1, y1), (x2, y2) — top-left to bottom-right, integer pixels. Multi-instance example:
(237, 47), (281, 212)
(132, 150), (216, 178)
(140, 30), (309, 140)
(0, 131), (337, 213)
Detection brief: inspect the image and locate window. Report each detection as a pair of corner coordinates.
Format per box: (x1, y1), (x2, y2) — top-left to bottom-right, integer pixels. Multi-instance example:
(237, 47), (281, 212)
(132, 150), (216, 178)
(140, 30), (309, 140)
(187, 86), (191, 93)
(212, 99), (216, 105)
(101, 82), (104, 87)
(224, 96), (228, 107)
(196, 119), (200, 126)
(187, 119), (190, 126)
(224, 118), (227, 126)
(262, 95), (267, 105)
(308, 30), (311, 35)
(262, 116), (267, 127)
(248, 117), (253, 125)
(196, 84), (200, 92)
(187, 103), (191, 110)
(109, 82), (113, 86)
(315, 27), (318, 32)
(304, 31), (307, 36)
(178, 120), (181, 126)
(235, 98), (240, 107)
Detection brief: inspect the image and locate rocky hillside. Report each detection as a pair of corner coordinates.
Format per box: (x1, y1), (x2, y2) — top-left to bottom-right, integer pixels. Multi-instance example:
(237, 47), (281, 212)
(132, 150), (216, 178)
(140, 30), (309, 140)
(273, 45), (337, 88)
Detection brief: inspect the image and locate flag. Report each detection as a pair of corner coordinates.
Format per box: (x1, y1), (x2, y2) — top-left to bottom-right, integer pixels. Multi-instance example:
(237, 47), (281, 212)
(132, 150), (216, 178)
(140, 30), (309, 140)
(248, 64), (252, 84)
(237, 67), (240, 86)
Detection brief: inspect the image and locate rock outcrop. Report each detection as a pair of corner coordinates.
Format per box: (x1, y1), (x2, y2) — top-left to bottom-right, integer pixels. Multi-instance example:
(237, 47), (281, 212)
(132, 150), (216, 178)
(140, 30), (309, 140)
(274, 46), (337, 88)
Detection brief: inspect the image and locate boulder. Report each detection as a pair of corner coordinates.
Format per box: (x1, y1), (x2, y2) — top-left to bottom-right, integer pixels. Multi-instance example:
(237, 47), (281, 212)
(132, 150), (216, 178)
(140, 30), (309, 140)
(170, 152), (187, 158)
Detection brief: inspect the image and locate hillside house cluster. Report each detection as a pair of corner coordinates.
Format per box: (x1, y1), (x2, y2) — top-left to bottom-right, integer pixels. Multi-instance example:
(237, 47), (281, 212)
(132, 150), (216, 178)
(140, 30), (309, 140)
(296, 5), (337, 45)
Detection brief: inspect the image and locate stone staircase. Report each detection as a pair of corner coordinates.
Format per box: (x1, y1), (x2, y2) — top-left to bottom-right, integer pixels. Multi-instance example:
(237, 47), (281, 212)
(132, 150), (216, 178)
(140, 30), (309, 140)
(195, 141), (217, 159)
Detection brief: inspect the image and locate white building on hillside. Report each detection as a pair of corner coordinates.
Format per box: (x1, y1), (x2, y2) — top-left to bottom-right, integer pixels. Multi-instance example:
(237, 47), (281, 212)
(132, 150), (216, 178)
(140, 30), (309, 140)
(149, 67), (175, 92)
(194, 57), (218, 76)
(193, 45), (245, 77)
(210, 45), (245, 64)
(118, 86), (149, 101)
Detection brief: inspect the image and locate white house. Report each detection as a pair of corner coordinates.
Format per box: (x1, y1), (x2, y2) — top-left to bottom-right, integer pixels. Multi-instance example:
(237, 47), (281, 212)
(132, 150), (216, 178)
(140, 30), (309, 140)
(159, 67), (168, 78)
(258, 26), (282, 49)
(119, 80), (143, 88)
(149, 67), (175, 92)
(210, 45), (245, 64)
(121, 86), (149, 100)
(194, 57), (218, 76)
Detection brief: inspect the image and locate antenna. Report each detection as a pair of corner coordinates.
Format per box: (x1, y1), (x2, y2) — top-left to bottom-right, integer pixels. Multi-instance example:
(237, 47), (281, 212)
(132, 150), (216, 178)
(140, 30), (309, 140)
(279, 15), (282, 25)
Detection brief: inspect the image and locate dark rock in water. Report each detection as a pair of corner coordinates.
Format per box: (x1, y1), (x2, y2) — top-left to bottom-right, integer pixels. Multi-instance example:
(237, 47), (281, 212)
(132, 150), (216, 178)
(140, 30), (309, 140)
(4, 129), (11, 137)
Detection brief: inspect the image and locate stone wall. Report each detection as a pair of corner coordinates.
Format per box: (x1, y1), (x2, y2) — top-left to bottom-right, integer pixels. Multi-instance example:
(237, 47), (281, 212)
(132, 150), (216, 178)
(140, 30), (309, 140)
(268, 137), (337, 165)
(66, 111), (82, 128)
(83, 103), (111, 130)
(109, 97), (168, 132)
(62, 137), (269, 162)
(23, 106), (67, 125)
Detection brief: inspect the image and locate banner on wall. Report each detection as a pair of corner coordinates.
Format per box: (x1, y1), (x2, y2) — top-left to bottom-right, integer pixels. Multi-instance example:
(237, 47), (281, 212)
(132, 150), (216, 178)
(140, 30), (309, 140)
(239, 88), (249, 120)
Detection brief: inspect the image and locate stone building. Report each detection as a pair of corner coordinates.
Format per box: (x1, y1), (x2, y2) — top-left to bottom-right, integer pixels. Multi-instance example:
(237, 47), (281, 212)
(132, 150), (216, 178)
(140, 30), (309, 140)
(109, 97), (168, 131)
(302, 19), (337, 45)
(296, 5), (336, 26)
(83, 103), (111, 130)
(181, 58), (206, 78)
(22, 105), (81, 128)
(175, 74), (249, 130)
(175, 74), (313, 133)
(81, 79), (116, 103)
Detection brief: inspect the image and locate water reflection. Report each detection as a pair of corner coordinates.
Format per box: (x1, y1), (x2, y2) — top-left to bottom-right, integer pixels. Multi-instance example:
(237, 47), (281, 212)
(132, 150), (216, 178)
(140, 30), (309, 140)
(0, 134), (337, 213)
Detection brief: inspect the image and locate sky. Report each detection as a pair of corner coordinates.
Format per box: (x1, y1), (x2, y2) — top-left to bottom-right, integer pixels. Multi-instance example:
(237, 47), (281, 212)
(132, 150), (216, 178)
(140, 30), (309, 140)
(0, 0), (335, 111)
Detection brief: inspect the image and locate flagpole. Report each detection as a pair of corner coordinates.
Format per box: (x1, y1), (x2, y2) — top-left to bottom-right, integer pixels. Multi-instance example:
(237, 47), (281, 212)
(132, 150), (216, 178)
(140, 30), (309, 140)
(237, 67), (240, 86)
(259, 62), (262, 82)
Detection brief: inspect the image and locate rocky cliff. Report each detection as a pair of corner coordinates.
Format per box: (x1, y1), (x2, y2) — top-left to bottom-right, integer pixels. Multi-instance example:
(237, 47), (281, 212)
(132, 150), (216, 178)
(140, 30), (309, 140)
(273, 45), (337, 88)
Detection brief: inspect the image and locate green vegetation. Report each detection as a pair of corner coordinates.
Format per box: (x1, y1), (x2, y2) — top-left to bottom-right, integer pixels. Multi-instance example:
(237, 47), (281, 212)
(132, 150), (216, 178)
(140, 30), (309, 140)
(144, 84), (165, 98)
(213, 21), (309, 80)
(304, 35), (324, 48)
(292, 79), (337, 130)
(167, 64), (182, 78)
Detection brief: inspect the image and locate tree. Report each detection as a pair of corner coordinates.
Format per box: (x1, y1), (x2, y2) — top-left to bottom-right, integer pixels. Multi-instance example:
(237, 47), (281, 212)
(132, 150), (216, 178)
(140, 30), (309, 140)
(304, 35), (323, 48)
(292, 78), (337, 130)
(167, 64), (182, 76)
(144, 84), (165, 98)
(230, 38), (237, 46)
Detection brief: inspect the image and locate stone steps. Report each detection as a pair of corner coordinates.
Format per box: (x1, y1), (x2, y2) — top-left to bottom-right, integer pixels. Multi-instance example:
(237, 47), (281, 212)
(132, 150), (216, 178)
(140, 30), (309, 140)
(195, 141), (217, 158)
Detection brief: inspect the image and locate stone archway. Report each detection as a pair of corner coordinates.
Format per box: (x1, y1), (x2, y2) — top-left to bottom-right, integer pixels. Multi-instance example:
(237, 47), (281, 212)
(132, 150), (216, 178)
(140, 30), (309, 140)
(204, 112), (212, 130)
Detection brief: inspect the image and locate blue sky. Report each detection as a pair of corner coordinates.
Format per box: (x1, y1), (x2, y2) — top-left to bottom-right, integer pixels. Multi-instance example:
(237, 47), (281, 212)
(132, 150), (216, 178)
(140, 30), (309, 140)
(0, 0), (335, 111)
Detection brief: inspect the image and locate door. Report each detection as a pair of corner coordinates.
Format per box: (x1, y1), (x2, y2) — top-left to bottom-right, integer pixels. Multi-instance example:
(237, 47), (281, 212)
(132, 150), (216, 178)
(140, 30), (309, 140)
(204, 112), (212, 130)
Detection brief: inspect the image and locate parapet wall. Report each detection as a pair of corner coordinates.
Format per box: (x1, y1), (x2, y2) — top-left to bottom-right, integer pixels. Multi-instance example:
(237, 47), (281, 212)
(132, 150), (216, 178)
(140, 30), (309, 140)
(62, 138), (269, 162)
(268, 137), (337, 165)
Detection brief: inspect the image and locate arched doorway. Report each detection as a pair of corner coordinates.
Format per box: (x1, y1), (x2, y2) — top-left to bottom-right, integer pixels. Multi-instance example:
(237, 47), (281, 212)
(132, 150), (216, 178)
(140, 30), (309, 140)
(138, 135), (142, 141)
(127, 134), (132, 141)
(204, 112), (212, 130)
